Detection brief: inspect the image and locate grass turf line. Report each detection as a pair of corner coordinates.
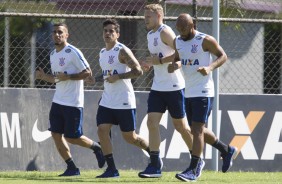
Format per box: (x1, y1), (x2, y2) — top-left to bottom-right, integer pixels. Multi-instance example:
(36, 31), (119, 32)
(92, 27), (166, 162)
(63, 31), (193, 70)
(0, 170), (282, 184)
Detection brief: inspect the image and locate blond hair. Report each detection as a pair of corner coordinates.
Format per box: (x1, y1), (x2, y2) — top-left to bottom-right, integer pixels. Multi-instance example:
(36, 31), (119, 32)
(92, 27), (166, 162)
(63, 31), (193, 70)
(144, 4), (164, 17)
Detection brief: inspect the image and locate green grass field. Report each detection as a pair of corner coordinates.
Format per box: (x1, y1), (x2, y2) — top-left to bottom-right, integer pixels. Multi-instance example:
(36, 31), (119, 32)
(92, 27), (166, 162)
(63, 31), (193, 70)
(0, 170), (282, 184)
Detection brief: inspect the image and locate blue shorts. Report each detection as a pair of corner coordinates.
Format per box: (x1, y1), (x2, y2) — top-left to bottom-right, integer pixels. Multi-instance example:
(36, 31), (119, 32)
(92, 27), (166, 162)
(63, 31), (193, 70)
(185, 97), (214, 126)
(147, 89), (185, 119)
(49, 102), (84, 138)
(96, 105), (136, 132)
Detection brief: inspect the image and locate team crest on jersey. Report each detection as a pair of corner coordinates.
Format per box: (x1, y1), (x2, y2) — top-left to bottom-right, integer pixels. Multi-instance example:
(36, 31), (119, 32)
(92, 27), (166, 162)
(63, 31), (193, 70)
(108, 55), (115, 64)
(153, 38), (158, 46)
(59, 57), (66, 66)
(191, 44), (198, 53)
(65, 48), (71, 53)
(114, 47), (120, 51)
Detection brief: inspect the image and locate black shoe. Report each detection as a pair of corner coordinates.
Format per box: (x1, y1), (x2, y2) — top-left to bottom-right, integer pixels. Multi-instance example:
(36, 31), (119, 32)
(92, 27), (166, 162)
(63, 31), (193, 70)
(222, 146), (238, 173)
(58, 168), (80, 177)
(96, 167), (119, 178)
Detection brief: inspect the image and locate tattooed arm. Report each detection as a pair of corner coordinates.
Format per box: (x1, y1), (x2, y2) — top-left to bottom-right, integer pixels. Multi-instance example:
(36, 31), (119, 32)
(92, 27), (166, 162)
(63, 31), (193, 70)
(104, 47), (143, 83)
(118, 47), (143, 78)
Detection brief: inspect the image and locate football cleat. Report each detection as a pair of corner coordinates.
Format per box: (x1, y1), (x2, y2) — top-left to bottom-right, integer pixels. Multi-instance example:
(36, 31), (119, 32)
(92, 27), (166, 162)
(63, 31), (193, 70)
(138, 163), (162, 178)
(195, 159), (205, 177)
(96, 167), (119, 178)
(58, 168), (80, 177)
(175, 169), (197, 182)
(222, 146), (238, 173)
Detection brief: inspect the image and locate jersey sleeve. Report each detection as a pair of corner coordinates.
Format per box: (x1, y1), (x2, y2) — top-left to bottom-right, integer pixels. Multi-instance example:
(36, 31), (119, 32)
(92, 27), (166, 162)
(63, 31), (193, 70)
(71, 49), (90, 72)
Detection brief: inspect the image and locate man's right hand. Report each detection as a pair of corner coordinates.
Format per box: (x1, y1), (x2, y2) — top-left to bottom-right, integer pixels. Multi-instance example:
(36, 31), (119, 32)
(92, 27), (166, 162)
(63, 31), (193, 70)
(168, 63), (176, 73)
(140, 60), (151, 72)
(35, 67), (45, 80)
(84, 76), (96, 85)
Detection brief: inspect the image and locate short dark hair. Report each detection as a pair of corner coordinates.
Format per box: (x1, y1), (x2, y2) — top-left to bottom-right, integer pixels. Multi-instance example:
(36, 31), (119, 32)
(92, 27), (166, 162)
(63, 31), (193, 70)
(103, 19), (120, 33)
(53, 23), (68, 31)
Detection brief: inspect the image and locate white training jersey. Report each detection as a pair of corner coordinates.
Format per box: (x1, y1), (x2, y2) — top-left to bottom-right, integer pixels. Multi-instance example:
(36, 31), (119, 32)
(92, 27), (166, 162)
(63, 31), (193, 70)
(50, 44), (89, 107)
(175, 31), (214, 98)
(147, 24), (185, 91)
(98, 42), (136, 109)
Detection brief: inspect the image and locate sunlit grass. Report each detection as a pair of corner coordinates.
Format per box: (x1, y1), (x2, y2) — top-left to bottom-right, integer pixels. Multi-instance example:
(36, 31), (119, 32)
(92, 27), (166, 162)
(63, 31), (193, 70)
(0, 170), (282, 184)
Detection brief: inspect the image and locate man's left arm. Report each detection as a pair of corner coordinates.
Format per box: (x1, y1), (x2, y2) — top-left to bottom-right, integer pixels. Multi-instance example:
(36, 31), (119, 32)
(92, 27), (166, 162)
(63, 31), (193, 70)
(168, 38), (182, 73)
(148, 28), (176, 65)
(105, 47), (143, 83)
(57, 50), (92, 81)
(197, 35), (228, 76)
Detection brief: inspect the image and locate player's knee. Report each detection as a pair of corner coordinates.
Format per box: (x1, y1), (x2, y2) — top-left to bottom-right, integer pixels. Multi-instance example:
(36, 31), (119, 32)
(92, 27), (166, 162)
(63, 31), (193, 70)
(51, 132), (62, 140)
(147, 119), (159, 130)
(174, 123), (185, 132)
(97, 126), (110, 138)
(124, 136), (135, 144)
(97, 127), (104, 137)
(65, 137), (76, 144)
(122, 133), (135, 144)
(191, 127), (204, 137)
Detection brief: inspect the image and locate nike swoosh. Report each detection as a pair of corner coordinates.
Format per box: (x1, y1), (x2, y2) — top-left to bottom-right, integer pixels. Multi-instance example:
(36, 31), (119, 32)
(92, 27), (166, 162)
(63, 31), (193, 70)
(32, 119), (51, 142)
